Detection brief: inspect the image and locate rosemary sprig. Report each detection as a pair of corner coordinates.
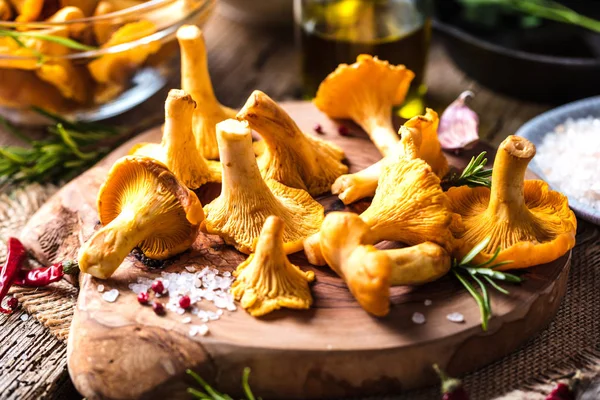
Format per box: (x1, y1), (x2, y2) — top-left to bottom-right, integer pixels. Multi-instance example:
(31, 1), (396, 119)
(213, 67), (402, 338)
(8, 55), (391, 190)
(0, 109), (121, 183)
(459, 0), (600, 34)
(452, 236), (523, 331)
(187, 368), (261, 400)
(443, 151), (492, 188)
(0, 29), (97, 52)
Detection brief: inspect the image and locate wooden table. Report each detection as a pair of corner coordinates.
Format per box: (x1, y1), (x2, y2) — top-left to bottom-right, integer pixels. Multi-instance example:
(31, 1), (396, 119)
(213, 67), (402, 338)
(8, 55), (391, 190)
(0, 9), (576, 400)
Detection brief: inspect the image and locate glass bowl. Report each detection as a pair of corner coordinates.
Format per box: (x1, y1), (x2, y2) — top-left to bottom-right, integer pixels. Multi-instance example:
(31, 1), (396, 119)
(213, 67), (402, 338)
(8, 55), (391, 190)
(0, 0), (215, 125)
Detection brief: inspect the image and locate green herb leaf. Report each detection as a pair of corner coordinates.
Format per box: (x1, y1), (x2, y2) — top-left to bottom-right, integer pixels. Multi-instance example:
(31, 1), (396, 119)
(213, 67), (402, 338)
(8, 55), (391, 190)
(459, 236), (491, 265)
(443, 151), (492, 189)
(0, 29), (98, 52)
(187, 368), (260, 400)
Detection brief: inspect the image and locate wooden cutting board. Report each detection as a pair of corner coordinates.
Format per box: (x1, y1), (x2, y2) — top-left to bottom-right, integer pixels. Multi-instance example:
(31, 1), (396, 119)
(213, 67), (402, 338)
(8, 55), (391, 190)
(20, 102), (571, 400)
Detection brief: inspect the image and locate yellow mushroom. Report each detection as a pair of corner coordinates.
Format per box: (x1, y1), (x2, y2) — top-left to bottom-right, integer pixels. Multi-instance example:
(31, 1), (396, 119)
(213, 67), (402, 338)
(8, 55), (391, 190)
(0, 69), (72, 111)
(202, 119), (324, 254)
(447, 135), (576, 270)
(9, 0), (43, 22)
(47, 6), (87, 37)
(36, 61), (90, 104)
(129, 89), (221, 189)
(237, 90), (348, 196)
(59, 0), (98, 16)
(305, 127), (457, 265)
(177, 24), (237, 160)
(314, 54), (414, 156)
(320, 212), (451, 316)
(88, 20), (160, 85)
(77, 156), (204, 279)
(0, 0), (13, 20)
(332, 108), (448, 204)
(231, 216), (315, 317)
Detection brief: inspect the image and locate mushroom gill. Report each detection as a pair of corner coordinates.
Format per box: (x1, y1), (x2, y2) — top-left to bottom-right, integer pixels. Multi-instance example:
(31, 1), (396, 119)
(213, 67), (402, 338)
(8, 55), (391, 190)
(77, 156), (204, 279)
(447, 135), (576, 269)
(130, 89), (221, 189)
(231, 216), (315, 317)
(202, 119), (324, 254)
(177, 24), (237, 160)
(237, 90), (348, 196)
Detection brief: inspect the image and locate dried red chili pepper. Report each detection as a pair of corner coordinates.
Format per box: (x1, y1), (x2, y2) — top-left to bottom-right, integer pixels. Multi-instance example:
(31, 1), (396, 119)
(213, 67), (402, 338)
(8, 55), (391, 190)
(13, 260), (79, 287)
(545, 383), (574, 400)
(0, 237), (28, 314)
(433, 364), (469, 400)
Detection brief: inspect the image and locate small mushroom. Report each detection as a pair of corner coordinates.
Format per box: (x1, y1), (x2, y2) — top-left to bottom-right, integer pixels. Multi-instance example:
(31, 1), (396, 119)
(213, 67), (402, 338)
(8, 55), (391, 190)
(130, 89), (221, 189)
(9, 0), (43, 22)
(320, 212), (451, 316)
(332, 108), (447, 204)
(77, 156), (204, 279)
(202, 119), (324, 254)
(447, 135), (576, 269)
(237, 90), (348, 196)
(231, 216), (315, 317)
(306, 128), (457, 265)
(36, 61), (91, 104)
(0, 0), (13, 20)
(47, 6), (86, 37)
(177, 25), (237, 160)
(314, 54), (414, 156)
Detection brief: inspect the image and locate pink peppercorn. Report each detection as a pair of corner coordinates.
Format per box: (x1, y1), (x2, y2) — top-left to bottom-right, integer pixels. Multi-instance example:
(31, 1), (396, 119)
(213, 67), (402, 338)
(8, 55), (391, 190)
(137, 291), (149, 305)
(338, 125), (350, 136)
(179, 295), (191, 309)
(152, 301), (165, 315)
(313, 124), (324, 134)
(151, 280), (165, 295)
(7, 297), (18, 310)
(544, 383), (574, 400)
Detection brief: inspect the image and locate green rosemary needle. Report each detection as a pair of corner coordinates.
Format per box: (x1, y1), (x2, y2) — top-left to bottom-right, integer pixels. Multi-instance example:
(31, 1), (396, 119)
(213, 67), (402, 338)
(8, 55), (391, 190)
(187, 368), (261, 400)
(443, 151), (492, 189)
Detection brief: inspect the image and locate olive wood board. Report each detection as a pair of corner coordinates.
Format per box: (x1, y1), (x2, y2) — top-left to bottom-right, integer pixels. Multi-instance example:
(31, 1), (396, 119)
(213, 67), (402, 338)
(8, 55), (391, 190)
(20, 101), (571, 400)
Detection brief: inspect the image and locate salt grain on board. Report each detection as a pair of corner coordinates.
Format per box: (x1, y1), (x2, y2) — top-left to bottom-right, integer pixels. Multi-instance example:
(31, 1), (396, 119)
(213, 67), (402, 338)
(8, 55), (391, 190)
(424, 299), (432, 306)
(182, 317), (192, 324)
(447, 312), (465, 323)
(97, 284), (105, 293)
(412, 312), (426, 324)
(20, 314), (29, 322)
(102, 289), (120, 303)
(535, 117), (600, 211)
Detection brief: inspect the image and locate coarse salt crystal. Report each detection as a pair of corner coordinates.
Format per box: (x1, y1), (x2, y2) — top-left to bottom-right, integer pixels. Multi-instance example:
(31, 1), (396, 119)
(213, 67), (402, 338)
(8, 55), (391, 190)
(424, 299), (432, 306)
(20, 314), (29, 322)
(182, 317), (192, 324)
(412, 312), (426, 324)
(189, 324), (209, 337)
(447, 312), (465, 323)
(223, 271), (231, 277)
(102, 289), (119, 303)
(185, 266), (196, 273)
(97, 284), (105, 293)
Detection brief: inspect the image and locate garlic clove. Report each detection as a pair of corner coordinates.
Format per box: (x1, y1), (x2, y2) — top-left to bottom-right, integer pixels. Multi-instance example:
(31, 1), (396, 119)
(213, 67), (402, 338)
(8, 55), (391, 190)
(438, 91), (479, 152)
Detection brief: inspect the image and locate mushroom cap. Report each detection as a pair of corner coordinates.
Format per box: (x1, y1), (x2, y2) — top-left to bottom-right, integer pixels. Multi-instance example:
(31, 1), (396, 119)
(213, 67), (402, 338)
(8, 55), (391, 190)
(238, 90), (348, 196)
(98, 155), (204, 259)
(231, 215), (315, 317)
(202, 119), (324, 254)
(447, 180), (576, 269)
(447, 135), (576, 269)
(320, 212), (391, 317)
(360, 132), (457, 252)
(404, 108), (448, 178)
(314, 54), (415, 120)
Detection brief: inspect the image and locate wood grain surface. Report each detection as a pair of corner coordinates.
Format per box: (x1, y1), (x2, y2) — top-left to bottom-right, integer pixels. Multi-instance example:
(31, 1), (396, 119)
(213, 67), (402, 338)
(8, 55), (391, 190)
(18, 101), (571, 400)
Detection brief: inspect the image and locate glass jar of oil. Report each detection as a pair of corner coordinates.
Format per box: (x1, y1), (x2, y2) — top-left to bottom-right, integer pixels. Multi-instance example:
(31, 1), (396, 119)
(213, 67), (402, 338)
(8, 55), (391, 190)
(295, 0), (432, 118)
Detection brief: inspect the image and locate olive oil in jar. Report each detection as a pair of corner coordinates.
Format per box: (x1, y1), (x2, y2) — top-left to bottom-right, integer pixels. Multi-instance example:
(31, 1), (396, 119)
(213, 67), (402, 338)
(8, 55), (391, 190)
(296, 0), (432, 118)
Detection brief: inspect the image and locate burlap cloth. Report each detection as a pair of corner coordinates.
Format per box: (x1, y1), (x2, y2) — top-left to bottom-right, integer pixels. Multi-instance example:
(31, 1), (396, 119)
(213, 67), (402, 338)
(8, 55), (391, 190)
(1, 184), (598, 400)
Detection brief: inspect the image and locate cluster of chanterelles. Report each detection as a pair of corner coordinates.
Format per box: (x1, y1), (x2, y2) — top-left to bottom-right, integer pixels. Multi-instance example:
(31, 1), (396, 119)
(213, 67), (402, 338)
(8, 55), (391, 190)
(77, 28), (577, 318)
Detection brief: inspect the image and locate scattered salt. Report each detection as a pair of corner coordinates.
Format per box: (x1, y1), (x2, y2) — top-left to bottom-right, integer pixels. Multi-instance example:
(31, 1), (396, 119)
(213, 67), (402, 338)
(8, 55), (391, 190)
(181, 317), (192, 324)
(412, 312), (426, 324)
(20, 314), (29, 322)
(189, 324), (209, 337)
(185, 266), (196, 273)
(424, 299), (432, 306)
(535, 116), (600, 211)
(447, 312), (465, 323)
(102, 289), (120, 303)
(97, 284), (105, 293)
(223, 271), (231, 277)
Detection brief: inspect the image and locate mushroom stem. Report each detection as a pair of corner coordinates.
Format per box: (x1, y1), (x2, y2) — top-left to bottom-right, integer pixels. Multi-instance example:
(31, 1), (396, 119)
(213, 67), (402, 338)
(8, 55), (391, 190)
(78, 210), (151, 279)
(361, 116), (398, 157)
(387, 242), (451, 286)
(487, 135), (536, 218)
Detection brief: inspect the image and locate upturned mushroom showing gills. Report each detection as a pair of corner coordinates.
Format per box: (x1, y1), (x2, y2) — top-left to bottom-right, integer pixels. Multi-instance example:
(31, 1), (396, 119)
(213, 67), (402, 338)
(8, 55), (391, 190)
(447, 135), (576, 270)
(77, 156), (204, 279)
(305, 127), (457, 266)
(129, 89), (221, 189)
(231, 216), (315, 317)
(314, 54), (415, 156)
(237, 90), (348, 196)
(202, 119), (324, 254)
(320, 212), (451, 317)
(177, 24), (237, 160)
(332, 108), (447, 205)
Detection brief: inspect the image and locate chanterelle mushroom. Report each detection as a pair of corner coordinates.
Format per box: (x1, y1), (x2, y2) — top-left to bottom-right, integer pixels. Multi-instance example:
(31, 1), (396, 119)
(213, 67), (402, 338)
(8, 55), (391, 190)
(314, 54), (414, 156)
(237, 90), (348, 196)
(447, 135), (576, 270)
(332, 108), (448, 204)
(320, 212), (450, 316)
(177, 25), (237, 160)
(77, 156), (204, 279)
(202, 119), (324, 254)
(130, 89), (221, 189)
(231, 216), (315, 317)
(305, 128), (457, 265)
